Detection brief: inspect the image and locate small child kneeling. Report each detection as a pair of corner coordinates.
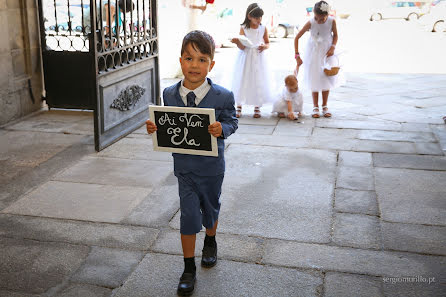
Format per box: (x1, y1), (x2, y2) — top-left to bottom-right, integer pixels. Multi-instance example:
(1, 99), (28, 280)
(272, 75), (303, 120)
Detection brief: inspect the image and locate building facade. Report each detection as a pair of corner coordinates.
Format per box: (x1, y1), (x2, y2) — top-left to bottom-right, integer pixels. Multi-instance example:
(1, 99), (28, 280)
(0, 0), (43, 126)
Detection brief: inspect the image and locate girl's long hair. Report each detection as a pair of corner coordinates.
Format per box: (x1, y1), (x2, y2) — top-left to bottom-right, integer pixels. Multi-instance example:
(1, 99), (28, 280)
(241, 3), (264, 29)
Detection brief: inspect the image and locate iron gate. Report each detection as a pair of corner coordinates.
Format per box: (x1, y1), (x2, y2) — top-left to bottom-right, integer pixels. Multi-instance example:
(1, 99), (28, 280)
(38, 0), (160, 151)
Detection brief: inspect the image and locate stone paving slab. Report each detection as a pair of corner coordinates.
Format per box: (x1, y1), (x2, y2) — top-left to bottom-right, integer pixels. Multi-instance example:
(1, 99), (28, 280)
(339, 151), (373, 167)
(324, 272), (383, 297)
(315, 119), (402, 131)
(272, 120), (313, 137)
(311, 127), (359, 139)
(334, 189), (378, 216)
(0, 214), (158, 250)
(151, 229), (264, 263)
(414, 142), (444, 156)
(97, 137), (172, 162)
(336, 166), (375, 191)
(0, 237), (89, 294)
(375, 110), (444, 125)
(262, 240), (446, 279)
(0, 291), (39, 297)
(55, 157), (172, 188)
(1, 181), (151, 223)
(113, 253), (323, 297)
(401, 123), (432, 132)
(71, 247), (144, 288)
(56, 284), (112, 297)
(333, 213), (381, 250)
(352, 139), (417, 154)
(309, 137), (359, 151)
(375, 168), (446, 225)
(358, 130), (437, 143)
(431, 125), (446, 154)
(382, 222), (446, 256)
(403, 97), (446, 108)
(236, 124), (275, 135)
(171, 144), (336, 243)
(0, 131), (86, 186)
(373, 153), (446, 170)
(122, 172), (180, 227)
(226, 133), (311, 148)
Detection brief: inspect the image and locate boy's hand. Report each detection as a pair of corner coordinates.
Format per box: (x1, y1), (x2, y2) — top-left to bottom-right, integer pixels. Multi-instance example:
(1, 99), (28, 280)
(208, 122), (222, 138)
(145, 119), (157, 134)
(287, 112), (295, 120)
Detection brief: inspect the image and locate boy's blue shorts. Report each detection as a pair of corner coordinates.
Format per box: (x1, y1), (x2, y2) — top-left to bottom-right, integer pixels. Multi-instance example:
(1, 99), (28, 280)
(175, 172), (224, 235)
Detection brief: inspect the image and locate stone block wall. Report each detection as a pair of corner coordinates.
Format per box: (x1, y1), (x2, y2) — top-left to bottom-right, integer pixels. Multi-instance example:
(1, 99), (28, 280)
(0, 0), (43, 126)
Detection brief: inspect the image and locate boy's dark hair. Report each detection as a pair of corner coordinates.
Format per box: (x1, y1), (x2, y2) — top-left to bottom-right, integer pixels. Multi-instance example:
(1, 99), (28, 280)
(241, 3), (264, 29)
(181, 30), (215, 60)
(313, 1), (329, 16)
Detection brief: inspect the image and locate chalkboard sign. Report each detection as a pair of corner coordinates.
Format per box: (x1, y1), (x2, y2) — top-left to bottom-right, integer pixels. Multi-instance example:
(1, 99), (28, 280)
(149, 106), (218, 157)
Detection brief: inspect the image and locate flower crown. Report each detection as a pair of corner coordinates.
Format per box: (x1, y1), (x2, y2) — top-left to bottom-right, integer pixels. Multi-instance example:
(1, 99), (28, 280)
(320, 3), (330, 13)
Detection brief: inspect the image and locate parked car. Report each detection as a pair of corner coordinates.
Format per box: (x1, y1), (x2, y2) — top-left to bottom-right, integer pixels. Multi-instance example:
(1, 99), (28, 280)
(369, 1), (430, 21)
(420, 1), (446, 32)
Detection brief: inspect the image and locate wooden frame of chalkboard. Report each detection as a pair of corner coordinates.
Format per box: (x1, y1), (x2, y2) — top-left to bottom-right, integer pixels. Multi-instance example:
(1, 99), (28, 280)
(149, 105), (218, 157)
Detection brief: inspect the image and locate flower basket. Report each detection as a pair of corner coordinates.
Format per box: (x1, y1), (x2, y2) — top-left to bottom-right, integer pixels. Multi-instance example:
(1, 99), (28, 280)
(323, 55), (340, 76)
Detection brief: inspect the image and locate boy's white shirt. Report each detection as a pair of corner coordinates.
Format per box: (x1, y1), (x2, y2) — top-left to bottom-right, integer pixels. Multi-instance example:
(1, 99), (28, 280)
(179, 79), (211, 106)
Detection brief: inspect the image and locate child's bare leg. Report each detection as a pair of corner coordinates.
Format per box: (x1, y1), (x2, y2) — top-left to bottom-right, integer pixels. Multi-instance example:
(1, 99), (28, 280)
(312, 92), (320, 118)
(181, 234), (196, 258)
(205, 220), (218, 236)
(312, 92), (319, 107)
(322, 90), (331, 117)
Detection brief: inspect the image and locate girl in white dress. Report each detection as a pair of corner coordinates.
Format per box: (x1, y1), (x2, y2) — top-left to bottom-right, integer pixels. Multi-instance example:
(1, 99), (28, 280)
(272, 75), (303, 121)
(229, 3), (274, 118)
(294, 1), (344, 118)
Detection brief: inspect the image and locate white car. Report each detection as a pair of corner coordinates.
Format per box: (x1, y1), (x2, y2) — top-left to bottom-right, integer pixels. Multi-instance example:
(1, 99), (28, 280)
(370, 1), (430, 21)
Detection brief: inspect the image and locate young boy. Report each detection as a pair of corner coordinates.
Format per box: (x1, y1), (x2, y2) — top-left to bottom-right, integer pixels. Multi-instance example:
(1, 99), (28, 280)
(272, 74), (303, 121)
(146, 30), (238, 296)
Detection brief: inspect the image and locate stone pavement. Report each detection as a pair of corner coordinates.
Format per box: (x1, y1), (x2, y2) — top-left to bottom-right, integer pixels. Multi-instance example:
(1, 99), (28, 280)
(0, 73), (445, 297)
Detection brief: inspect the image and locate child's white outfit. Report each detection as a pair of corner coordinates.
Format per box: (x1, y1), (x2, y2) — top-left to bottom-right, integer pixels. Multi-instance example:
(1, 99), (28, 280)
(272, 86), (303, 116)
(301, 16), (345, 92)
(229, 24), (274, 107)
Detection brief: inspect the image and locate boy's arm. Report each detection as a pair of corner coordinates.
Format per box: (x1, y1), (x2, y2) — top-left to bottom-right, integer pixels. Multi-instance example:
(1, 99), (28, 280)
(218, 91), (238, 139)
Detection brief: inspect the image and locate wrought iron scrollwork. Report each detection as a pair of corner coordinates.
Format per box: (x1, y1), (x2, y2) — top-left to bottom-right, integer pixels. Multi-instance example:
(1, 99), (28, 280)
(110, 85), (146, 111)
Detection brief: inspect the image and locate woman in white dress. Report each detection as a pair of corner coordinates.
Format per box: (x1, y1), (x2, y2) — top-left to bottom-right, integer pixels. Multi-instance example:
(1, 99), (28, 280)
(229, 3), (274, 118)
(294, 1), (344, 118)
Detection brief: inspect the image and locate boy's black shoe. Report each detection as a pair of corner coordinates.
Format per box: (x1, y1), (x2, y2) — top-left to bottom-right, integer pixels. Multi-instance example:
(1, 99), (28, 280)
(177, 272), (196, 296)
(201, 243), (217, 268)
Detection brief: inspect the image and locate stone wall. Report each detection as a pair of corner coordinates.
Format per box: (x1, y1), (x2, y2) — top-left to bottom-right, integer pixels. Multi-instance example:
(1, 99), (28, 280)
(0, 0), (43, 126)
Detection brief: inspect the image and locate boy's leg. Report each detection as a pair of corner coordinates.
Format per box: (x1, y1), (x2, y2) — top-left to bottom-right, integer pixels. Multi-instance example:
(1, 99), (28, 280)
(199, 174), (224, 268)
(181, 234), (196, 258)
(177, 173), (202, 296)
(206, 220), (218, 236)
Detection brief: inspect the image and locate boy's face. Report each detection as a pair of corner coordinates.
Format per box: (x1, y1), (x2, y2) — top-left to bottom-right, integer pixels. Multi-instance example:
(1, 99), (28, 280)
(180, 43), (215, 90)
(286, 80), (298, 93)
